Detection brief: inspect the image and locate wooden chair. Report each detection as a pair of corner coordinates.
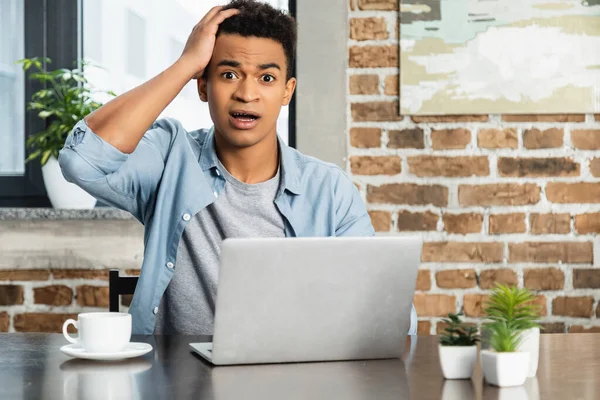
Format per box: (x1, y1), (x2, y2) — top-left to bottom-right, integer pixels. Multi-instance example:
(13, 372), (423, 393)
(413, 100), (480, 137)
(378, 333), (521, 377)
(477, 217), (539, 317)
(108, 269), (139, 312)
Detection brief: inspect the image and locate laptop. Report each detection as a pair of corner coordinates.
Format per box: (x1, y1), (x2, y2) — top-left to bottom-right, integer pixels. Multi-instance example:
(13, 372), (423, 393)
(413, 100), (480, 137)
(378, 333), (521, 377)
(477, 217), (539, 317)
(189, 236), (422, 366)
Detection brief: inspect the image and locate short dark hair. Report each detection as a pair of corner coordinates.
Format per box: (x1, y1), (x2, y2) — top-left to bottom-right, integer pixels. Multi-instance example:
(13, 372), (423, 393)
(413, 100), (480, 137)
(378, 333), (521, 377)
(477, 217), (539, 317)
(217, 0), (296, 80)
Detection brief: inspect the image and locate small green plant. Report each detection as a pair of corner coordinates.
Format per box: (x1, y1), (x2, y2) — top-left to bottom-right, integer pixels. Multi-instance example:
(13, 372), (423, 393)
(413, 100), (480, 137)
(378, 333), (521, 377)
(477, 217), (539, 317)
(15, 57), (114, 166)
(483, 284), (542, 353)
(440, 312), (480, 346)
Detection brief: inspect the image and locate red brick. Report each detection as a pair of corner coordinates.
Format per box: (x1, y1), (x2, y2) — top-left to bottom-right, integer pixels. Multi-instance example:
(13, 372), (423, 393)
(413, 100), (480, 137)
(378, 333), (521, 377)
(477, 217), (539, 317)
(436, 269), (477, 289)
(351, 101), (402, 122)
(523, 128), (563, 149)
(408, 156), (489, 177)
(552, 296), (594, 318)
(34, 285), (73, 306)
(459, 184), (541, 206)
(569, 325), (600, 333)
(76, 285), (109, 308)
(397, 211), (438, 231)
(387, 128), (424, 149)
(502, 114), (585, 122)
(422, 242), (503, 263)
(463, 294), (489, 317)
(571, 129), (600, 150)
(368, 210), (391, 232)
(530, 213), (571, 234)
(443, 213), (483, 234)
(489, 213), (526, 234)
(350, 156), (401, 175)
(0, 270), (51, 281)
(431, 128), (471, 150)
(573, 269), (600, 289)
(497, 158), (579, 177)
(478, 128), (518, 149)
(417, 320), (431, 335)
(589, 158), (600, 177)
(413, 294), (456, 317)
(416, 270), (431, 291)
(349, 74), (379, 95)
(350, 18), (388, 41)
(479, 269), (518, 289)
(384, 75), (398, 96)
(367, 184), (448, 206)
(14, 313), (78, 333)
(539, 322), (565, 334)
(349, 45), (398, 68)
(51, 269), (109, 280)
(350, 128), (381, 148)
(411, 115), (488, 123)
(547, 183), (600, 204)
(575, 213), (600, 234)
(0, 312), (8, 332)
(523, 268), (565, 290)
(509, 242), (592, 264)
(0, 285), (24, 306)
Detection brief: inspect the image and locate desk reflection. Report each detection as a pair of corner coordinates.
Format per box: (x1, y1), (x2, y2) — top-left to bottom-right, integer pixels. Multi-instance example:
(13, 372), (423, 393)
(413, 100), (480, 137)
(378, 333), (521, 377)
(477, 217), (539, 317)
(60, 358), (152, 400)
(209, 358), (409, 400)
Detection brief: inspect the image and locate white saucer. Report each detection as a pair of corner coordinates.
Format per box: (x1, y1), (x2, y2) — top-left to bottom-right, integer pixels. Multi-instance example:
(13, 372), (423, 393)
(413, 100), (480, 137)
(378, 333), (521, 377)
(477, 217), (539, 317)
(60, 342), (153, 361)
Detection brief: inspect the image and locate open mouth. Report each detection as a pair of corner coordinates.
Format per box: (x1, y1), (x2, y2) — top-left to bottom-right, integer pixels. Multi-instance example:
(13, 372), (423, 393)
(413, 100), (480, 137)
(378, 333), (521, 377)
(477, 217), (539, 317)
(229, 110), (262, 130)
(230, 111), (261, 121)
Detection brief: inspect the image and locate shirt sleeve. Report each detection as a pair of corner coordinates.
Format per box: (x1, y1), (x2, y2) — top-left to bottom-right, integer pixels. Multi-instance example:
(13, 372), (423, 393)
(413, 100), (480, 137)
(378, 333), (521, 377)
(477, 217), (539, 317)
(58, 118), (181, 222)
(333, 169), (375, 237)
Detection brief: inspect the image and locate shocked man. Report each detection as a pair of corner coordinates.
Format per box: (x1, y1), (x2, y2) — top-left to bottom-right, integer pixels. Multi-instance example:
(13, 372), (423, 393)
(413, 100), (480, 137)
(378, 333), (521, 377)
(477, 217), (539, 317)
(59, 0), (417, 335)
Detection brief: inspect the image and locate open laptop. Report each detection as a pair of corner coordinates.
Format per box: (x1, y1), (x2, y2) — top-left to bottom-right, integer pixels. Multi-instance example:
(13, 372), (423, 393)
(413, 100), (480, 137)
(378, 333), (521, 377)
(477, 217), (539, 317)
(189, 236), (422, 366)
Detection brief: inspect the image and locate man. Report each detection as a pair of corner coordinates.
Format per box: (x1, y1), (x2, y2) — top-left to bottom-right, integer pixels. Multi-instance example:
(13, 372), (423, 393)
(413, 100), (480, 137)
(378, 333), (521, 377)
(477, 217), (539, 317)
(59, 0), (417, 335)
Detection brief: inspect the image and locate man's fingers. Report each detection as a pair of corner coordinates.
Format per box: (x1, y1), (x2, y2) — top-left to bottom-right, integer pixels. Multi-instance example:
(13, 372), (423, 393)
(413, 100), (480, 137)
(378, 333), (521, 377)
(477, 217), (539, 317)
(198, 6), (223, 25)
(209, 8), (240, 26)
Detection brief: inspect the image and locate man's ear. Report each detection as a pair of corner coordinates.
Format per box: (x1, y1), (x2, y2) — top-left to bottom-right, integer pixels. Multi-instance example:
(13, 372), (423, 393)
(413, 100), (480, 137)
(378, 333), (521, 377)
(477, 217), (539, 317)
(197, 76), (208, 103)
(282, 77), (296, 107)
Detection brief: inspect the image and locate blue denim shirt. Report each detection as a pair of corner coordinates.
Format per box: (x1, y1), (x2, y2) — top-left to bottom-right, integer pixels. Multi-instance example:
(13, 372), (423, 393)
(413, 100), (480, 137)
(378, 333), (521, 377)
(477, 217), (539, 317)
(58, 118), (417, 335)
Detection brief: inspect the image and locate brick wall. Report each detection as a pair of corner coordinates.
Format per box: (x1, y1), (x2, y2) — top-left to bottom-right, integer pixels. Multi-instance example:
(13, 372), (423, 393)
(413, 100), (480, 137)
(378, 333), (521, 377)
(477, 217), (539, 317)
(348, 0), (600, 334)
(0, 220), (142, 333)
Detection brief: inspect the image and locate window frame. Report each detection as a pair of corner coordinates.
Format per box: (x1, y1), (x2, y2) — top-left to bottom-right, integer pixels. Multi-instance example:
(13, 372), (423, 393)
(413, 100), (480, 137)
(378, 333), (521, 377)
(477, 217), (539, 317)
(0, 0), (297, 207)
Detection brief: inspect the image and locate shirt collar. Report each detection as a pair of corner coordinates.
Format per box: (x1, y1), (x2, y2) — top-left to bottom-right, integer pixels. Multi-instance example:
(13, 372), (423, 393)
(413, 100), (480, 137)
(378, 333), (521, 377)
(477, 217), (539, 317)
(199, 126), (302, 195)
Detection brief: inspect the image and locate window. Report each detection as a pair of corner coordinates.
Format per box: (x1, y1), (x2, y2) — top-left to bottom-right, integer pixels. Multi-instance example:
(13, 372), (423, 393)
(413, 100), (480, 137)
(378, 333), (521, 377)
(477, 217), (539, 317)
(0, 0), (295, 206)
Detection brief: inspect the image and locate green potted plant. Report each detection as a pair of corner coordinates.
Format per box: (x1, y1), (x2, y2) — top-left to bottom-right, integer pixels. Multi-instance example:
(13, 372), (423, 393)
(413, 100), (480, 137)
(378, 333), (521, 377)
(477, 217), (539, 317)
(438, 312), (480, 379)
(481, 284), (542, 387)
(15, 57), (114, 209)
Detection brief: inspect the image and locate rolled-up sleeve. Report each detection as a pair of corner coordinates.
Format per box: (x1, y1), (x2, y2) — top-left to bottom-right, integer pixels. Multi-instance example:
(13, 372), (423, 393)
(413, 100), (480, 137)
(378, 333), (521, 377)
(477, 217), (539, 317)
(58, 118), (179, 222)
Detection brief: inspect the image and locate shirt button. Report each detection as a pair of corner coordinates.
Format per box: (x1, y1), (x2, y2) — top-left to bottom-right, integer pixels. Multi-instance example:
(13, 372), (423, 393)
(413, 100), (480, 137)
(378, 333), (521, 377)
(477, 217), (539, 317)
(182, 213), (191, 221)
(213, 191), (218, 198)
(166, 262), (174, 269)
(153, 307), (159, 314)
(215, 169), (221, 177)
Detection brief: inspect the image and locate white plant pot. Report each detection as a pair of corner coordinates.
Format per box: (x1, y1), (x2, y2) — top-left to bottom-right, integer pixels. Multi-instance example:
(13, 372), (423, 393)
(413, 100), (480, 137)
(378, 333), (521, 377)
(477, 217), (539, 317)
(517, 327), (540, 377)
(41, 156), (97, 209)
(481, 350), (530, 387)
(439, 345), (477, 379)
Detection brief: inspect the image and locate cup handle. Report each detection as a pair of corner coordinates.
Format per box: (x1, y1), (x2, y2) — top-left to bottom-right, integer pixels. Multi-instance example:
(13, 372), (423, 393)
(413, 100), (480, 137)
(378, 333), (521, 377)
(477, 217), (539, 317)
(62, 319), (79, 344)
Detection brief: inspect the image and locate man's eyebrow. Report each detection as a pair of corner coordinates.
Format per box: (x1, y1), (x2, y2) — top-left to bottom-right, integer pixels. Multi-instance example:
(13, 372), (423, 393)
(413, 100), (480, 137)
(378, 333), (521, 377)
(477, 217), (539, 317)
(216, 60), (241, 68)
(258, 63), (281, 71)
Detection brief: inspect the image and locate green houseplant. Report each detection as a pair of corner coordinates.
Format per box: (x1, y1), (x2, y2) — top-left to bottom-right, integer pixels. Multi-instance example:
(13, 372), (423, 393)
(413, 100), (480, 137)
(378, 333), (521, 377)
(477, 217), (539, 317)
(481, 284), (542, 387)
(16, 57), (114, 209)
(438, 312), (480, 379)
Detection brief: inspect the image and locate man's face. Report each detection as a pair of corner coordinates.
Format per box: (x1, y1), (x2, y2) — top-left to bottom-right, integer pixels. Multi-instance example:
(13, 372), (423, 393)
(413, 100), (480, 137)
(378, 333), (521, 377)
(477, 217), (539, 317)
(198, 34), (296, 149)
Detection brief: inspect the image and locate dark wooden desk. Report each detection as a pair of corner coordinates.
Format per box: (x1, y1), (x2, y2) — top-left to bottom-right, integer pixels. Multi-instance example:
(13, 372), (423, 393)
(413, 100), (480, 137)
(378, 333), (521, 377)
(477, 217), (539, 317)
(1, 333), (598, 399)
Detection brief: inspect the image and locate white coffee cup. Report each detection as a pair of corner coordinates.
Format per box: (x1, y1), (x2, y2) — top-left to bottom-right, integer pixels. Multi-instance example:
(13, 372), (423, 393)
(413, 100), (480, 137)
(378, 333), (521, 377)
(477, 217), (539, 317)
(63, 312), (132, 353)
